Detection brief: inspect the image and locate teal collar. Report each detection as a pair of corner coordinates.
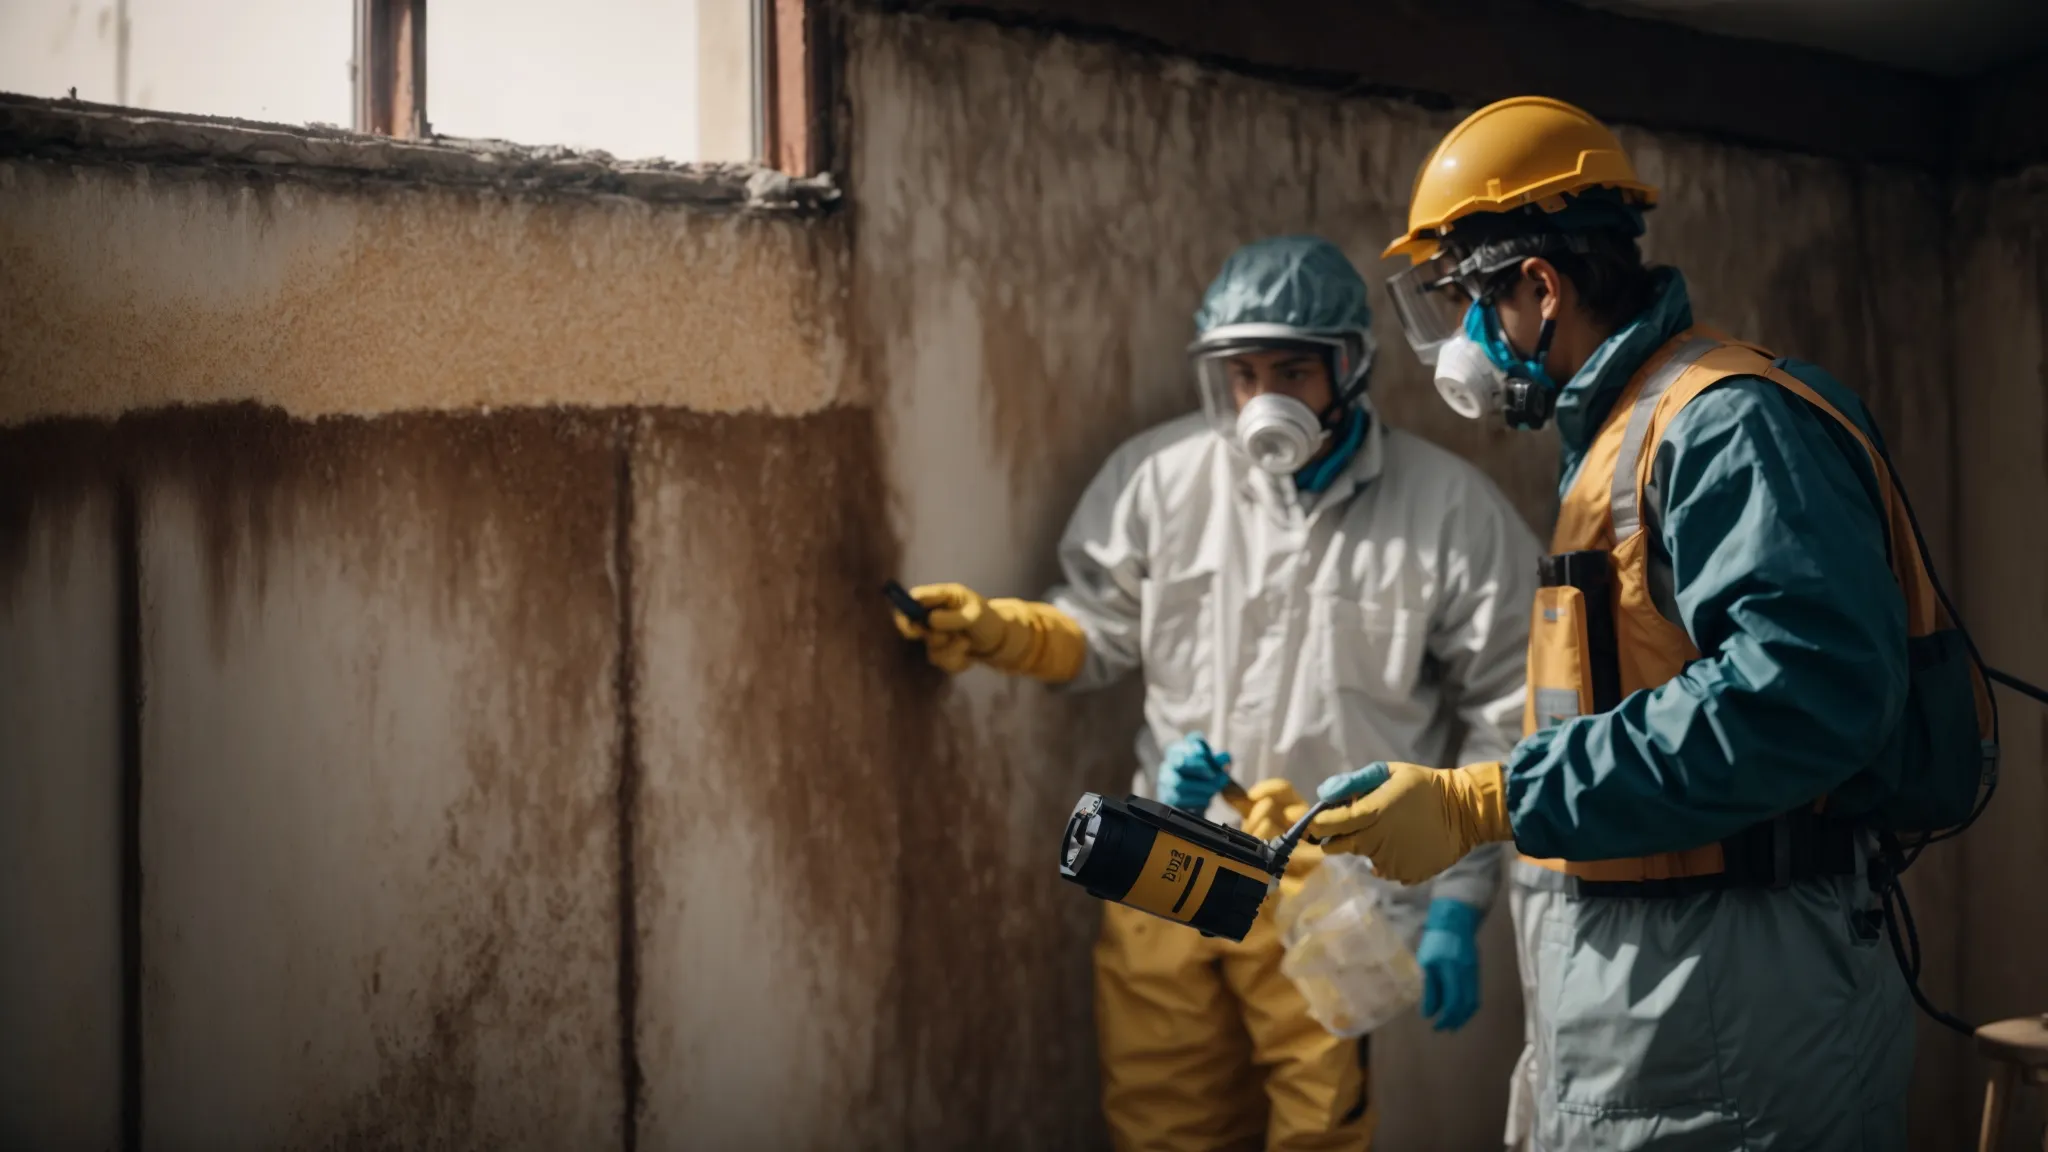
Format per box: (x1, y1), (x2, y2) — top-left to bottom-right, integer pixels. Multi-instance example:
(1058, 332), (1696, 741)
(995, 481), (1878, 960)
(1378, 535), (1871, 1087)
(1554, 267), (1694, 459)
(1295, 406), (1369, 494)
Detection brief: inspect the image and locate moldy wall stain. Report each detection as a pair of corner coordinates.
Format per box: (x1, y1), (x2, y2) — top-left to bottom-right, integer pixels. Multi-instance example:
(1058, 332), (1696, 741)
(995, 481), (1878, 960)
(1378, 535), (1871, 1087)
(630, 407), (1135, 1149)
(1, 409), (628, 1149)
(0, 399), (1131, 1150)
(140, 408), (625, 1150)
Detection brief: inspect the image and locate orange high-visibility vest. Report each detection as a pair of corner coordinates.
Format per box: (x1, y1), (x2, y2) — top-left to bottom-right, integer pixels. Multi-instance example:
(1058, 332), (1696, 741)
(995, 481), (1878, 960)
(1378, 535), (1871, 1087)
(1519, 329), (1990, 884)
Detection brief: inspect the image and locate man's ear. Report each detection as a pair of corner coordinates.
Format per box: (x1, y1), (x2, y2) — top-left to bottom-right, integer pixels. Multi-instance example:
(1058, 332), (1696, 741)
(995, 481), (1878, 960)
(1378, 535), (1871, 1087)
(1522, 257), (1566, 322)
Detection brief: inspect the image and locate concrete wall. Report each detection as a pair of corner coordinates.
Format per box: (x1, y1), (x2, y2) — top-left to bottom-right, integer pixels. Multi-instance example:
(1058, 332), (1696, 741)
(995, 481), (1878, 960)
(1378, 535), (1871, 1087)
(0, 490), (123, 1151)
(0, 151), (858, 1147)
(0, 11), (2041, 1152)
(0, 159), (847, 423)
(136, 413), (627, 1147)
(1954, 162), (2048, 1152)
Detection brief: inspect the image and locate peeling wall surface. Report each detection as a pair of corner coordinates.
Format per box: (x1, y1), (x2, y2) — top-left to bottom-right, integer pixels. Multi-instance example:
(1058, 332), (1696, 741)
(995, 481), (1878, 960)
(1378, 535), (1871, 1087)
(0, 11), (2043, 1152)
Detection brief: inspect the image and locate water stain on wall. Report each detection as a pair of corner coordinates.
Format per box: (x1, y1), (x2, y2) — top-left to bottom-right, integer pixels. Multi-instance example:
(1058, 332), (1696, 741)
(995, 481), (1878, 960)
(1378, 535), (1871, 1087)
(886, 683), (1138, 1152)
(3, 404), (1136, 1148)
(633, 407), (915, 1131)
(3, 407), (629, 1149)
(633, 406), (1136, 1149)
(0, 419), (113, 608)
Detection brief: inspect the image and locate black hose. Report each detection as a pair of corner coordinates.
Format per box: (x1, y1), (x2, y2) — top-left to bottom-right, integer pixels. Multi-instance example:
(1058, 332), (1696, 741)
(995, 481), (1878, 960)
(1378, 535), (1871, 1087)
(1858, 440), (2033, 1038)
(1269, 798), (1340, 875)
(1988, 666), (2048, 707)
(1873, 835), (1976, 1036)
(1867, 440), (2003, 860)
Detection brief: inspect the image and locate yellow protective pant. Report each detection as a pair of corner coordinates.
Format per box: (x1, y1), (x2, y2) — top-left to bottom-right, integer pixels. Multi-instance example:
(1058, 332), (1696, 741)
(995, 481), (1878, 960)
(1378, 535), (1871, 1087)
(1095, 900), (1374, 1152)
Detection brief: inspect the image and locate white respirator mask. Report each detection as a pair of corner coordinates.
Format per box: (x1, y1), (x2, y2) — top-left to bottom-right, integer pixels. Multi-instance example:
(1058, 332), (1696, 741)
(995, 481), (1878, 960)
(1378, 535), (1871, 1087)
(1189, 322), (1375, 476)
(1431, 334), (1510, 420)
(1235, 393), (1328, 474)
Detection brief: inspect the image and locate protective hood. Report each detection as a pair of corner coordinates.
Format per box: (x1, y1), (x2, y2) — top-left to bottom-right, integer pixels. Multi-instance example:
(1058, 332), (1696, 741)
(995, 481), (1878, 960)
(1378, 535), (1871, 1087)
(1190, 236), (1378, 448)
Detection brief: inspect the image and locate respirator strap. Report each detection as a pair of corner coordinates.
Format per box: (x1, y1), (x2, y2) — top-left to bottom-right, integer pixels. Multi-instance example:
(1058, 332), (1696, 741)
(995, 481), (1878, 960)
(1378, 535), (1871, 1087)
(1503, 317), (1561, 430)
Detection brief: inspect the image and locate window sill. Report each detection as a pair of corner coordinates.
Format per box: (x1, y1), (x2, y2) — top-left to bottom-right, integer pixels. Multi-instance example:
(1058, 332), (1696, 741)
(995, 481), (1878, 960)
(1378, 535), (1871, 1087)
(0, 93), (839, 215)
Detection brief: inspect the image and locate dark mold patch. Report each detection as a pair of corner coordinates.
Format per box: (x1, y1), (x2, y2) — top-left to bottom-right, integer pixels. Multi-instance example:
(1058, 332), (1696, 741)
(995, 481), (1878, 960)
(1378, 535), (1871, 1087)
(634, 407), (920, 1132)
(2, 404), (625, 664)
(610, 419), (645, 1151)
(117, 480), (143, 1152)
(325, 934), (506, 1150)
(885, 681), (1138, 1152)
(0, 419), (113, 608)
(6, 400), (1137, 1148)
(634, 408), (1133, 1148)
(111, 405), (622, 690)
(5, 405), (629, 1148)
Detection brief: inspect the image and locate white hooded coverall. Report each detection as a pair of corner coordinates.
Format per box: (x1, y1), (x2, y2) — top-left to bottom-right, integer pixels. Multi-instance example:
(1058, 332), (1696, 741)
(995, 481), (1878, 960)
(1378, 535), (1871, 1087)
(1046, 407), (1540, 1150)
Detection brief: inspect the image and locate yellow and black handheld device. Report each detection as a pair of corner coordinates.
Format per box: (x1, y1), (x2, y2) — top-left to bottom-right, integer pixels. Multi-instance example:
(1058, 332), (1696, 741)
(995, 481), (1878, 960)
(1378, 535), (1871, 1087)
(1058, 782), (1335, 942)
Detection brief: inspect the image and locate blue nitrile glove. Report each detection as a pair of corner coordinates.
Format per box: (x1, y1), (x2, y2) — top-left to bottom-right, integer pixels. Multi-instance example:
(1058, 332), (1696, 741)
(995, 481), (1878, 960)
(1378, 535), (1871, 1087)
(1416, 897), (1482, 1032)
(1316, 762), (1392, 803)
(1158, 732), (1234, 813)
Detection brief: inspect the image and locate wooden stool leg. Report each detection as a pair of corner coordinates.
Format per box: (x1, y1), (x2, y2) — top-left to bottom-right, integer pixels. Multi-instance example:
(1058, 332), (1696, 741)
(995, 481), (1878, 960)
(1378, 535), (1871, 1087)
(1980, 1063), (2019, 1152)
(2039, 1072), (2048, 1152)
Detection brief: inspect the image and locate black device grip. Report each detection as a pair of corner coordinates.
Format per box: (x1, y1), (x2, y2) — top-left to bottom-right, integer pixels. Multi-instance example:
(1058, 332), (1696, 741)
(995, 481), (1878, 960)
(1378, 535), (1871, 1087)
(882, 580), (931, 626)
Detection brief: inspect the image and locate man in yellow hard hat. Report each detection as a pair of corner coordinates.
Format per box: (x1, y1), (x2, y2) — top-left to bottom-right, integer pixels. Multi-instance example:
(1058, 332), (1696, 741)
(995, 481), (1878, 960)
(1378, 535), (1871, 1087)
(1297, 97), (1993, 1150)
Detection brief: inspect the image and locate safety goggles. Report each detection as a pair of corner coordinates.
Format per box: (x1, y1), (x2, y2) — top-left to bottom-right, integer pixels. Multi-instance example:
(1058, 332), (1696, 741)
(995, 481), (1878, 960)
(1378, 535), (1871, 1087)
(1384, 233), (1593, 364)
(1187, 324), (1375, 432)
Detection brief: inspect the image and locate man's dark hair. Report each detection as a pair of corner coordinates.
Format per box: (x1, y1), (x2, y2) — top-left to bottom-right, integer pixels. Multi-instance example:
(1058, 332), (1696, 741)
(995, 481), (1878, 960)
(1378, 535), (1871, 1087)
(1446, 204), (1660, 330)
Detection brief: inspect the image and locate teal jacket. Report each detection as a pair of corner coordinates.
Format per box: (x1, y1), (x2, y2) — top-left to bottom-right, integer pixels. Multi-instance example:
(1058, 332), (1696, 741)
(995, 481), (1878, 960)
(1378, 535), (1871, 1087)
(1504, 270), (1911, 860)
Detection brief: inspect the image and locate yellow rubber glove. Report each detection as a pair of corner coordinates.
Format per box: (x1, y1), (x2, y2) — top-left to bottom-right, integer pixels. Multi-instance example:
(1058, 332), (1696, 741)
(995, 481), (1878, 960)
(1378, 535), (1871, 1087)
(890, 582), (1087, 682)
(1239, 779), (1323, 880)
(1307, 761), (1511, 885)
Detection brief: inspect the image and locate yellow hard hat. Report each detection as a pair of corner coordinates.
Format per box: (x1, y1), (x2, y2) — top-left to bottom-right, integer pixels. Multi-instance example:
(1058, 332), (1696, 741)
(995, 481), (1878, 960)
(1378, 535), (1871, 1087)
(1384, 96), (1658, 263)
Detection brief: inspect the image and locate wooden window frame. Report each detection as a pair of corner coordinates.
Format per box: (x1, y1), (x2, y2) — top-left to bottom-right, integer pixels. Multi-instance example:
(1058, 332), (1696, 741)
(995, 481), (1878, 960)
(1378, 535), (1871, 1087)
(354, 0), (428, 138)
(353, 0), (821, 174)
(759, 0), (823, 176)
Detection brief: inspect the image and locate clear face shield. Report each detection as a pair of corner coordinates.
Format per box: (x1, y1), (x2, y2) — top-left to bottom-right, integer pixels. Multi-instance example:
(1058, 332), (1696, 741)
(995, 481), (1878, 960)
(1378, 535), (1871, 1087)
(1386, 234), (1594, 366)
(1384, 250), (1474, 368)
(1188, 324), (1375, 474)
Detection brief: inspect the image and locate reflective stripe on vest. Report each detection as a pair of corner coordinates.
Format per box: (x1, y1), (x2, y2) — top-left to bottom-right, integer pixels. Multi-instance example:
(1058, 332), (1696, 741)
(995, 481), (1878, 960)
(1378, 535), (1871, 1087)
(1518, 329), (1978, 884)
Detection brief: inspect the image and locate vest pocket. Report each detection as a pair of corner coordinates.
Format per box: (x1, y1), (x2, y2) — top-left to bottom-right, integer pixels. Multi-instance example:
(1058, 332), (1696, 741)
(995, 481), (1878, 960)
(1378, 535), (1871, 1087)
(1526, 585), (1595, 734)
